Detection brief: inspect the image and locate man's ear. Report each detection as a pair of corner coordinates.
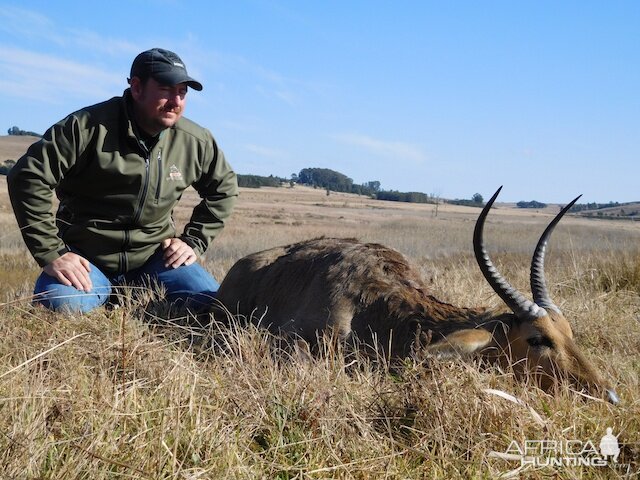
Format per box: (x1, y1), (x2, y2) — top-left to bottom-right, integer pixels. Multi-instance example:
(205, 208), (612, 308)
(425, 328), (493, 358)
(129, 77), (143, 100)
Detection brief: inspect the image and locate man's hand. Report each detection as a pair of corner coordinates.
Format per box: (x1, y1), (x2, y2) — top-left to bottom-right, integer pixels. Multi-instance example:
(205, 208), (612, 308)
(44, 252), (92, 292)
(161, 238), (197, 268)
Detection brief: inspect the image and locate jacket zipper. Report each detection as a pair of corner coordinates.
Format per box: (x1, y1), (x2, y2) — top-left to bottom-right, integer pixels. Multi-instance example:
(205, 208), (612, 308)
(122, 155), (150, 273)
(120, 232), (130, 272)
(154, 148), (162, 204)
(133, 156), (150, 225)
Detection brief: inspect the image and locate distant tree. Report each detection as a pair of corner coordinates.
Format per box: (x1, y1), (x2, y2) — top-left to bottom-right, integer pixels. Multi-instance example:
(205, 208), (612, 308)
(450, 193), (484, 208)
(471, 193), (484, 204)
(7, 126), (41, 137)
(517, 200), (547, 209)
(366, 181), (381, 193)
(298, 167), (353, 193)
(431, 190), (442, 217)
(295, 167), (382, 196)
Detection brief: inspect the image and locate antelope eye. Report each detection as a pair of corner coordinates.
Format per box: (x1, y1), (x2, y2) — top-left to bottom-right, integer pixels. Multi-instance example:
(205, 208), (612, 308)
(527, 336), (553, 348)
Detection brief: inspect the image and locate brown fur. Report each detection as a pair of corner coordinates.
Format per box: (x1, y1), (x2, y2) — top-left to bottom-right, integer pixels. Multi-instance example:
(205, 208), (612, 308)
(216, 237), (615, 398)
(219, 238), (478, 346)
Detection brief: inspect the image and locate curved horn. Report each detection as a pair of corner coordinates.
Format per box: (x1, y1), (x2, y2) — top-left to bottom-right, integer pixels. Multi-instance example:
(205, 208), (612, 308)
(473, 187), (545, 320)
(530, 194), (582, 313)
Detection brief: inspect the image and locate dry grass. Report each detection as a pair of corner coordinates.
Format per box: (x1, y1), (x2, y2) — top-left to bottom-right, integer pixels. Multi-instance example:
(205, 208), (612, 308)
(0, 135), (40, 162)
(1, 179), (640, 478)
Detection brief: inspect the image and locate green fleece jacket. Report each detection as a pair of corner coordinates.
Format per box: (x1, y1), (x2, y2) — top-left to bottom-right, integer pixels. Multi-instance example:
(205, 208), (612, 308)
(8, 90), (238, 275)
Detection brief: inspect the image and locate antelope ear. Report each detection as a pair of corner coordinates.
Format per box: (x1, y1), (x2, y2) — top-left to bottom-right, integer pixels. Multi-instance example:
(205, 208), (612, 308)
(425, 329), (493, 358)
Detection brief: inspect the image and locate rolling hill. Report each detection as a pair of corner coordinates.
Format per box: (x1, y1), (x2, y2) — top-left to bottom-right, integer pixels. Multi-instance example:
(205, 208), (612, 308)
(0, 135), (40, 162)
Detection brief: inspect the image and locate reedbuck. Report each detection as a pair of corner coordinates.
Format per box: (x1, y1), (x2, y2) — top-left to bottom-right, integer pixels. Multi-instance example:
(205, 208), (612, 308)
(216, 187), (619, 403)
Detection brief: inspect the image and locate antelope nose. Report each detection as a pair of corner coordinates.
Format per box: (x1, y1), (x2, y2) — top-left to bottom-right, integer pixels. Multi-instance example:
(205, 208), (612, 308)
(606, 389), (620, 405)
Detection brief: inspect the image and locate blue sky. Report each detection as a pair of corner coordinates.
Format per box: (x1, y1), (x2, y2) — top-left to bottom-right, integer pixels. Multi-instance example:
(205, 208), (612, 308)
(1, 1), (638, 203)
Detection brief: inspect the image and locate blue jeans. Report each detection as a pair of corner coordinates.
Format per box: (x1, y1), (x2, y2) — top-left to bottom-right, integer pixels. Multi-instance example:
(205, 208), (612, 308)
(33, 249), (219, 314)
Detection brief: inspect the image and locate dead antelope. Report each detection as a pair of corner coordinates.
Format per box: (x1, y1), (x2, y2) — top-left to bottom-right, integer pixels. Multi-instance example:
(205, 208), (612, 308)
(216, 187), (619, 403)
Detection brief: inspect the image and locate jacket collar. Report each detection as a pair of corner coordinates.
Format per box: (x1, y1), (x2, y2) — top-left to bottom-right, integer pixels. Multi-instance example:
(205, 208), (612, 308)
(122, 89), (164, 153)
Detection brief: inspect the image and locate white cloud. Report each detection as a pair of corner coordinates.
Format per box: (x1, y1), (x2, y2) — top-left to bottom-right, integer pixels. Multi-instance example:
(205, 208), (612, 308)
(0, 46), (123, 104)
(244, 144), (287, 159)
(0, 7), (62, 44)
(66, 29), (141, 57)
(332, 133), (427, 163)
(0, 6), (139, 56)
(0, 7), (140, 105)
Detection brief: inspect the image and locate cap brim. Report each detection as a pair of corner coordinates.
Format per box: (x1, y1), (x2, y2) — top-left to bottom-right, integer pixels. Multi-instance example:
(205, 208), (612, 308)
(153, 71), (203, 91)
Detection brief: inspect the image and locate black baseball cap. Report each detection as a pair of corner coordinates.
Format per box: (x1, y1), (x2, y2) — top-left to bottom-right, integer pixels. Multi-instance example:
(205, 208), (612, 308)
(129, 48), (203, 91)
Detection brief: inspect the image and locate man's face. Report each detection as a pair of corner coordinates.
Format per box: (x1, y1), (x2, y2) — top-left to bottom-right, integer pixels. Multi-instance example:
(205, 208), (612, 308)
(130, 77), (187, 135)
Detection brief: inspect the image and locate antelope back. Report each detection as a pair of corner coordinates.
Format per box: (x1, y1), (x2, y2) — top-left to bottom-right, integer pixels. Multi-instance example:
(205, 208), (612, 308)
(216, 237), (430, 343)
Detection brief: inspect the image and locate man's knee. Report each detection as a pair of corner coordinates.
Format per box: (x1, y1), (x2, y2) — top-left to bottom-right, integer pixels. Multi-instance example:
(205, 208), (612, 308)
(33, 285), (112, 313)
(34, 270), (112, 314)
(157, 262), (219, 295)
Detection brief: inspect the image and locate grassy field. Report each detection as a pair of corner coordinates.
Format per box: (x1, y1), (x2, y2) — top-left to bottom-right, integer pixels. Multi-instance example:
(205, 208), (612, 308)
(1, 168), (640, 478)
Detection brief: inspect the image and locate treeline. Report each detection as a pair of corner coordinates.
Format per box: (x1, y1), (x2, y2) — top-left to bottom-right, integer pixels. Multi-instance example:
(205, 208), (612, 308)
(517, 200), (547, 209)
(236, 168), (372, 194)
(237, 174), (287, 188)
(448, 193), (484, 208)
(449, 199), (483, 207)
(376, 191), (436, 204)
(235, 166), (485, 207)
(7, 126), (41, 137)
(570, 201), (621, 213)
(296, 168), (453, 205)
(295, 168), (381, 197)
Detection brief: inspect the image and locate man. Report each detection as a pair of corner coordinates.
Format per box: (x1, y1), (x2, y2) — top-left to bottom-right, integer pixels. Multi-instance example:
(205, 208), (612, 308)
(8, 48), (238, 313)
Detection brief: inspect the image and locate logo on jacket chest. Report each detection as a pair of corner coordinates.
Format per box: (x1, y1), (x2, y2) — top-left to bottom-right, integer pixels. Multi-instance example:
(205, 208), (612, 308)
(167, 164), (183, 182)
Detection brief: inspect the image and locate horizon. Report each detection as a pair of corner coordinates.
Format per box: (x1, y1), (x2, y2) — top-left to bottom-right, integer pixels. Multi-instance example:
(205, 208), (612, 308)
(1, 1), (638, 203)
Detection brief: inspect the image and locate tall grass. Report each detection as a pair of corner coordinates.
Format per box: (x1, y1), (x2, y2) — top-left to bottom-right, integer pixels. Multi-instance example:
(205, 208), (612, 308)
(1, 183), (639, 478)
(1, 286), (637, 479)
